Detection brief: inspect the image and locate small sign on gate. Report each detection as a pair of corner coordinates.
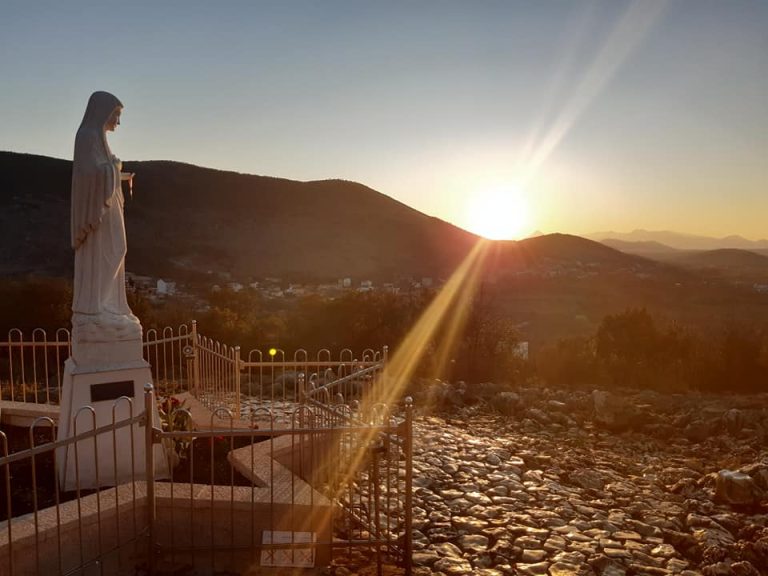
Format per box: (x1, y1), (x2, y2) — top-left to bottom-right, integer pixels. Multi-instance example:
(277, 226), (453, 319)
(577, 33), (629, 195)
(260, 530), (316, 567)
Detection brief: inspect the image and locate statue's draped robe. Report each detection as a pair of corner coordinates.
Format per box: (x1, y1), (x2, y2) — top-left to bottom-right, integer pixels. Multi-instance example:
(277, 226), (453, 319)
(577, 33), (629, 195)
(71, 92), (134, 324)
(58, 92), (166, 495)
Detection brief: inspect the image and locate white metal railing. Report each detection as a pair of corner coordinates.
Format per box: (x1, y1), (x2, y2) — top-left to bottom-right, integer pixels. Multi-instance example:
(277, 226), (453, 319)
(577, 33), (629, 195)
(0, 324), (389, 420)
(143, 323), (195, 394)
(0, 328), (71, 404)
(0, 323), (196, 404)
(194, 334), (241, 414)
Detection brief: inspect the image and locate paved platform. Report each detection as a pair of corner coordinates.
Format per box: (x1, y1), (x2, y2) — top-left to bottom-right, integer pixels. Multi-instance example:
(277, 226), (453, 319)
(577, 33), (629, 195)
(192, 393), (334, 566)
(227, 434), (332, 506)
(171, 391), (251, 430)
(0, 400), (60, 427)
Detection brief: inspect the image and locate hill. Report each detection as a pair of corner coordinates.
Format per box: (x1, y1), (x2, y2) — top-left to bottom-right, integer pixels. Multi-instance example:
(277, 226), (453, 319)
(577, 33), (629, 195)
(515, 233), (651, 266)
(590, 229), (768, 251)
(662, 249), (768, 282)
(600, 238), (679, 256)
(0, 151), (478, 281)
(0, 151), (662, 286)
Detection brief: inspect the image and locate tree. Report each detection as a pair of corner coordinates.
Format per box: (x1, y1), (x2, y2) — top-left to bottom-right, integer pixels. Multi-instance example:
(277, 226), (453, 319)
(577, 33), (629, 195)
(595, 308), (691, 390)
(697, 325), (767, 393)
(0, 277), (72, 334)
(537, 336), (600, 388)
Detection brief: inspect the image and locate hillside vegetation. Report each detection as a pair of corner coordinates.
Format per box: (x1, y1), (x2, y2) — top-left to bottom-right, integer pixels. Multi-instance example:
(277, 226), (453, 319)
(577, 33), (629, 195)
(0, 151), (475, 280)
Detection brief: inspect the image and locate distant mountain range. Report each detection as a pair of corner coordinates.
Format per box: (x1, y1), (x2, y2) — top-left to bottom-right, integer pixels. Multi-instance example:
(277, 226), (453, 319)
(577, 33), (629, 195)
(600, 239), (680, 256)
(598, 236), (768, 282)
(589, 229), (768, 251)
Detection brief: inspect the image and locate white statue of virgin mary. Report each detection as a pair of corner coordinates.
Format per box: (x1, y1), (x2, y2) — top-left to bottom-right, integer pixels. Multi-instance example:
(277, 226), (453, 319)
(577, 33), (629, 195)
(71, 91), (140, 344)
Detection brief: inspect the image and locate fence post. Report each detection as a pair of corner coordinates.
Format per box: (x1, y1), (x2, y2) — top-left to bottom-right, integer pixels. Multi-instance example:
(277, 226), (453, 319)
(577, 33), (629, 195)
(233, 345), (241, 418)
(190, 320), (200, 396)
(380, 345), (389, 404)
(298, 372), (306, 405)
(403, 396), (413, 576)
(372, 443), (383, 576)
(144, 383), (157, 575)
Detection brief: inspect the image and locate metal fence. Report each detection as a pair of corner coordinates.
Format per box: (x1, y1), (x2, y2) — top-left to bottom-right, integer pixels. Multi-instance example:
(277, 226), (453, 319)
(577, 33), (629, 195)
(0, 324), (412, 575)
(0, 325), (192, 405)
(0, 386), (413, 575)
(0, 399), (147, 575)
(0, 328), (71, 404)
(1, 323), (388, 416)
(143, 324), (196, 396)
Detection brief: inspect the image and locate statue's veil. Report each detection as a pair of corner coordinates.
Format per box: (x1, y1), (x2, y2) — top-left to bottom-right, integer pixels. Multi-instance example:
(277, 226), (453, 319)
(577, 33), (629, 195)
(71, 91), (122, 249)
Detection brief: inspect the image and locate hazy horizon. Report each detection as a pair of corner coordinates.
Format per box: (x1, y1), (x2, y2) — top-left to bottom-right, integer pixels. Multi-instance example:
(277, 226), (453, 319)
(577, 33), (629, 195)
(1, 0), (766, 240)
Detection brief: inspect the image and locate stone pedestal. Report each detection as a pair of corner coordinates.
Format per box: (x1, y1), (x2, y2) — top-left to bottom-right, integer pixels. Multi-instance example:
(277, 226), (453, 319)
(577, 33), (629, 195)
(57, 329), (169, 491)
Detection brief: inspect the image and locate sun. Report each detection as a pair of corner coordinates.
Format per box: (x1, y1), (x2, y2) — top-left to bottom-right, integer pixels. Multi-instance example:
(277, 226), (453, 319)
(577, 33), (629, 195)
(466, 185), (532, 240)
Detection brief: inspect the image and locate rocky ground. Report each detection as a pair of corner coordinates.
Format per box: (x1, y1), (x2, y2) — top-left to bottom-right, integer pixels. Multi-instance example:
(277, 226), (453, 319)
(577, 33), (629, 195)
(339, 384), (768, 576)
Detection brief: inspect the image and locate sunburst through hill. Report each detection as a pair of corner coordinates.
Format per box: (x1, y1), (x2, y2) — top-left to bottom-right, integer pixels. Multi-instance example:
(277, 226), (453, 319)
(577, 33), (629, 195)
(465, 185), (532, 240)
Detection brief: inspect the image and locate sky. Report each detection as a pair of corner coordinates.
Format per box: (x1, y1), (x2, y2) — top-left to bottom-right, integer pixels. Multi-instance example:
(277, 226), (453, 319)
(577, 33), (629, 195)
(1, 0), (766, 240)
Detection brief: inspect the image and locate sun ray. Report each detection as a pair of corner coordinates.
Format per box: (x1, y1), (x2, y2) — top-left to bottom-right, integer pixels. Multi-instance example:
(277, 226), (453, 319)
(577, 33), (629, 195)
(380, 239), (489, 400)
(517, 1), (599, 170)
(519, 0), (668, 185)
(334, 239), (491, 494)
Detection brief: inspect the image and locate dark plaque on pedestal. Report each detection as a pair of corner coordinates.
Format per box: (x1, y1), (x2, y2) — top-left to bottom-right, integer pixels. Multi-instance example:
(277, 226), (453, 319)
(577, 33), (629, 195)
(90, 380), (135, 403)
